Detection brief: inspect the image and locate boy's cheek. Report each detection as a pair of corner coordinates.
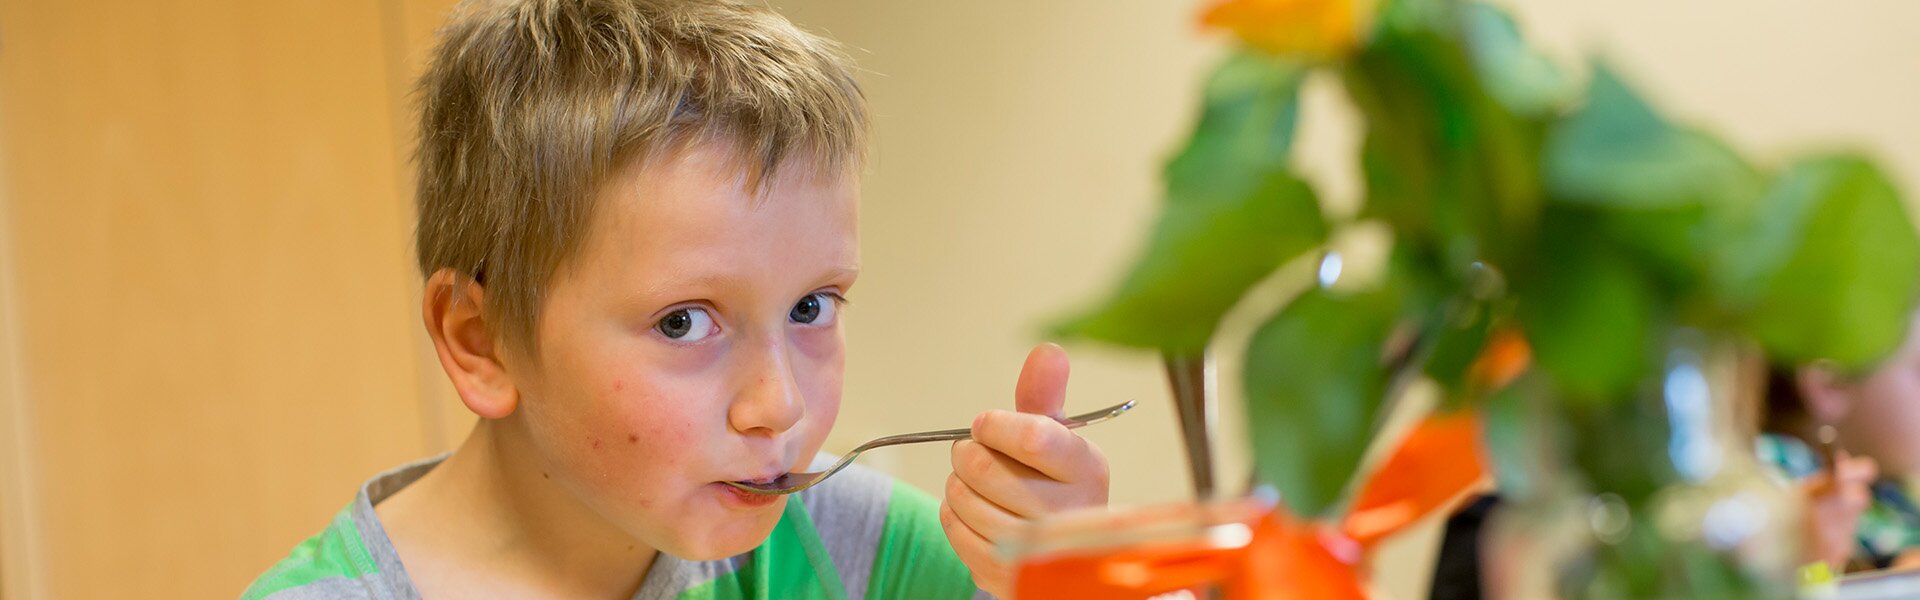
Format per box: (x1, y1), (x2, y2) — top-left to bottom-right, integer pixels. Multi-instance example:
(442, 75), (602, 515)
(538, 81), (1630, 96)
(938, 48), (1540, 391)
(539, 411), (783, 559)
(523, 342), (845, 556)
(790, 325), (847, 361)
(590, 399), (708, 482)
(524, 375), (712, 490)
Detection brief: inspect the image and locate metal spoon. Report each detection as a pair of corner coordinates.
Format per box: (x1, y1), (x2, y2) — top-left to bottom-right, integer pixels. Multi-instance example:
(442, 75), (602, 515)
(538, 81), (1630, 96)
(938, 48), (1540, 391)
(724, 400), (1137, 496)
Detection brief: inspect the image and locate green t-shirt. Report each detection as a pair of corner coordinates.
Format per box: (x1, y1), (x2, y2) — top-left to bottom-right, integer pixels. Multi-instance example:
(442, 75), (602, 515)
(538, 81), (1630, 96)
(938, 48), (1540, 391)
(240, 456), (983, 599)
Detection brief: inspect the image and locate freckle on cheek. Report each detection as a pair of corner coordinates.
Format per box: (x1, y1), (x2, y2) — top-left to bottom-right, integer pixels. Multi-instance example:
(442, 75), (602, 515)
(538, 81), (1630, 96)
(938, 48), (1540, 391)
(613, 380), (624, 392)
(628, 433), (639, 444)
(592, 438), (602, 450)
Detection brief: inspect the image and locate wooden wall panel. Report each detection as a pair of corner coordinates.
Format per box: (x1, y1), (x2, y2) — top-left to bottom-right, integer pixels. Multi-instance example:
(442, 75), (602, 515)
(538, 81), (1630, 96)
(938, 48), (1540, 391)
(1, 113), (41, 600)
(0, 1), (443, 597)
(388, 0), (471, 455)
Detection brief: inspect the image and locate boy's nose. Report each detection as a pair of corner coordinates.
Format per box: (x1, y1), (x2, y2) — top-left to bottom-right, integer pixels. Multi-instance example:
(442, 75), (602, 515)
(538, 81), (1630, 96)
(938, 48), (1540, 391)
(728, 340), (806, 436)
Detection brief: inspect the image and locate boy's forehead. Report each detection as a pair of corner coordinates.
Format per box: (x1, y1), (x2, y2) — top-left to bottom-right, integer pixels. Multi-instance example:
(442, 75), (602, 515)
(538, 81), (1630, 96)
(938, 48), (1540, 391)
(574, 143), (860, 288)
(606, 144), (857, 234)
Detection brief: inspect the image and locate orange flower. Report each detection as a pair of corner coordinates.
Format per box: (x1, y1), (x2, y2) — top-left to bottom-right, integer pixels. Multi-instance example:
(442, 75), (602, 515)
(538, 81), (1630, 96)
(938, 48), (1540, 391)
(1198, 0), (1370, 59)
(1468, 328), (1531, 392)
(1341, 410), (1488, 548)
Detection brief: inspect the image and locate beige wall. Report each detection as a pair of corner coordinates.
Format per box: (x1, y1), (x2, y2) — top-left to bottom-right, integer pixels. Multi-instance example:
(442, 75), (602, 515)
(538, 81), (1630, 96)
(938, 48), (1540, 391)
(784, 0), (1920, 597)
(0, 1), (1916, 599)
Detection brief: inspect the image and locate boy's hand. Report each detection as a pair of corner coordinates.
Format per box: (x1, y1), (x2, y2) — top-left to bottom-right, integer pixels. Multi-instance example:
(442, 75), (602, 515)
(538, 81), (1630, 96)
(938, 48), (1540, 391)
(941, 343), (1110, 597)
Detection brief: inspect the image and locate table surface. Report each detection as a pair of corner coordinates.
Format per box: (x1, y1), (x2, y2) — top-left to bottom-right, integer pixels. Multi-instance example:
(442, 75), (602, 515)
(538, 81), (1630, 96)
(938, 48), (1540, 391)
(1836, 567), (1920, 600)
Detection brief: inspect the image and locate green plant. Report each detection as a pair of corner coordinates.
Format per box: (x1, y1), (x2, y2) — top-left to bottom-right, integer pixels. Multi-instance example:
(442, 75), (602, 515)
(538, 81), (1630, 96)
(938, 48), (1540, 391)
(1056, 0), (1920, 595)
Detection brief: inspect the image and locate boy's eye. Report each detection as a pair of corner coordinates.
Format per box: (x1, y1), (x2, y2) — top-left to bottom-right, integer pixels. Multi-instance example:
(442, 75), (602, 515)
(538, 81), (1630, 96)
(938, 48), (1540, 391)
(656, 307), (716, 342)
(789, 293), (839, 326)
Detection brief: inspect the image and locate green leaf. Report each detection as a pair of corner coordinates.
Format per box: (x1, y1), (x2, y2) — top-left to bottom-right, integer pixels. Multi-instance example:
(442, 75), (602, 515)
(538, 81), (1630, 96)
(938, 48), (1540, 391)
(1742, 155), (1920, 369)
(1170, 51), (1306, 189)
(1516, 217), (1658, 400)
(1243, 283), (1405, 517)
(1461, 2), (1569, 116)
(1055, 51), (1326, 352)
(1342, 10), (1545, 274)
(1535, 65), (1767, 314)
(1587, 204), (1709, 295)
(1479, 372), (1547, 498)
(1420, 297), (1494, 399)
(1544, 64), (1761, 210)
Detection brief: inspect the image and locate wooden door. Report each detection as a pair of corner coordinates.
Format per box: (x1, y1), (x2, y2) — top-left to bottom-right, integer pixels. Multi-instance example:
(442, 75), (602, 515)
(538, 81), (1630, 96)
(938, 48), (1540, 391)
(0, 1), (460, 597)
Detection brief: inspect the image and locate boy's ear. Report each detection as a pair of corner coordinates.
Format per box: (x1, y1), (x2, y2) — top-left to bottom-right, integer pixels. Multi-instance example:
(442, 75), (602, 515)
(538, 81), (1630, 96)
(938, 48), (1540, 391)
(423, 269), (520, 419)
(1798, 361), (1853, 426)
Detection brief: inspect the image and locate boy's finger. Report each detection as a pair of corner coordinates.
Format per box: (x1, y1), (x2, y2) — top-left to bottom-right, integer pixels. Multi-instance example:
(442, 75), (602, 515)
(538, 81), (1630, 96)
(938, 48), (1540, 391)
(951, 438), (1064, 516)
(970, 409), (1107, 484)
(938, 501), (1011, 592)
(1014, 343), (1070, 418)
(945, 472), (1026, 543)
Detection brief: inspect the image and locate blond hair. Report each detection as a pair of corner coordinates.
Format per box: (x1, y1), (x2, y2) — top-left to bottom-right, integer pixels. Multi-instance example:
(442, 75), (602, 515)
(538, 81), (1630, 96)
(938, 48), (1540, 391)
(414, 0), (867, 350)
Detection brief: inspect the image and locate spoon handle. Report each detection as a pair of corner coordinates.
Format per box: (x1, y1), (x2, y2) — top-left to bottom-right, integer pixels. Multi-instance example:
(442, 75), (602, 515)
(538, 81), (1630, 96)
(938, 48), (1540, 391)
(848, 400), (1136, 454)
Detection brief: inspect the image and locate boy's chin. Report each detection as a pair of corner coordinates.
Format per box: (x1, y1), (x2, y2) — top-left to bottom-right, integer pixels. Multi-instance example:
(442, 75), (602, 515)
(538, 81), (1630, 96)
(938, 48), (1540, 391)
(667, 534), (771, 562)
(658, 509), (785, 560)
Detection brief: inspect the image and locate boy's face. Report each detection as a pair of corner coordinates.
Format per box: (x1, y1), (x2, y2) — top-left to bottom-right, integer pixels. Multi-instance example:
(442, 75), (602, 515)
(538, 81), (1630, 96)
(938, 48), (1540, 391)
(507, 142), (857, 560)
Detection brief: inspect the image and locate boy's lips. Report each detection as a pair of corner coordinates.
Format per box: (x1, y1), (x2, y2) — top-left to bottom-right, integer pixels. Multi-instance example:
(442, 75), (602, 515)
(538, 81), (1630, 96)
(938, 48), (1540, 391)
(713, 481), (782, 508)
(726, 455), (802, 485)
(724, 462), (793, 485)
(729, 473), (787, 485)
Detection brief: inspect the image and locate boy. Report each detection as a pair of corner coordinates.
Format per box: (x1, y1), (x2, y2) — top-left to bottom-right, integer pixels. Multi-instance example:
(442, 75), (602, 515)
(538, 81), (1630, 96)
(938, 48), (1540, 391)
(242, 0), (1111, 598)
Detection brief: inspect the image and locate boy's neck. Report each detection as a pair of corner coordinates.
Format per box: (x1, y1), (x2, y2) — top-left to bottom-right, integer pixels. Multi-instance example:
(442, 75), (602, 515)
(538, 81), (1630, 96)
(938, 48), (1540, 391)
(376, 418), (658, 599)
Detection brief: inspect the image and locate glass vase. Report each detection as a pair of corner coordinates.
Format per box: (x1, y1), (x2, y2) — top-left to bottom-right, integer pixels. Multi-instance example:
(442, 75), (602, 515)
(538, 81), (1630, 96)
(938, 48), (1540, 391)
(1484, 329), (1801, 600)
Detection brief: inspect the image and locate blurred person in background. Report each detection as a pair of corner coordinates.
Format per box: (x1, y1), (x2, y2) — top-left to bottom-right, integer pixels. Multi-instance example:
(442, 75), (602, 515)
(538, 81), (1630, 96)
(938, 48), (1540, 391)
(1760, 308), (1920, 572)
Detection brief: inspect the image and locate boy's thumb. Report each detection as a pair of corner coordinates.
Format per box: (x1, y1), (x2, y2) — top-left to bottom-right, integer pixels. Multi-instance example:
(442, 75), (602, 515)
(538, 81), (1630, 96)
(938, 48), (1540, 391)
(1014, 343), (1070, 419)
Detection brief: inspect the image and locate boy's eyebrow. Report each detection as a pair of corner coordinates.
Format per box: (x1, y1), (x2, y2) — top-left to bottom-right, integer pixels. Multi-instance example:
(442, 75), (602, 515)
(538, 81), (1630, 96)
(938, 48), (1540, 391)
(627, 265), (861, 306)
(816, 265), (861, 284)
